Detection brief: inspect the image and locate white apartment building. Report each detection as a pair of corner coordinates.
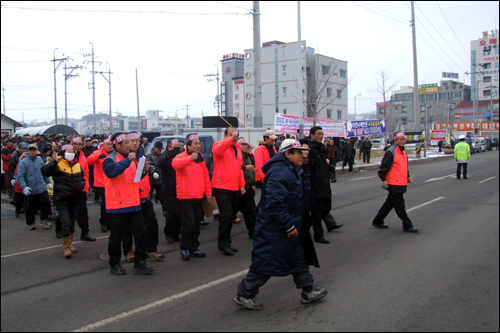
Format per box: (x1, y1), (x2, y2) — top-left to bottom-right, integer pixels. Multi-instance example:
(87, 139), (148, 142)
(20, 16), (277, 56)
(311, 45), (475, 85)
(244, 40), (348, 128)
(470, 30), (499, 101)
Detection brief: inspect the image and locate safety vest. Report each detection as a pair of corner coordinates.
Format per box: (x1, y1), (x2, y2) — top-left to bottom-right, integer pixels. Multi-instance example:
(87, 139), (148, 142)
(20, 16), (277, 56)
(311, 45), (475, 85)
(104, 151), (140, 211)
(386, 145), (408, 186)
(454, 141), (470, 163)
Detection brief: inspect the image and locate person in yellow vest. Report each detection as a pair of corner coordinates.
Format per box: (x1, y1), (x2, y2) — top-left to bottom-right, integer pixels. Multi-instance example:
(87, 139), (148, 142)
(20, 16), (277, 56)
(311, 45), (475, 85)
(103, 132), (155, 275)
(371, 132), (418, 233)
(41, 144), (85, 257)
(454, 135), (471, 180)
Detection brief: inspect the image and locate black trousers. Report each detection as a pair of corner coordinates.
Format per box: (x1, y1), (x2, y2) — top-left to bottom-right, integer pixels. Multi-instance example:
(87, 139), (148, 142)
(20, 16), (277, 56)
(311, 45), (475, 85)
(343, 157), (353, 172)
(373, 191), (413, 229)
(108, 210), (147, 266)
(123, 200), (160, 253)
(237, 186), (256, 238)
(58, 208), (78, 238)
(237, 243), (314, 298)
(178, 199), (204, 252)
(76, 191), (90, 235)
(12, 192), (25, 215)
(363, 149), (371, 163)
(311, 197), (332, 239)
(213, 188), (239, 250)
(95, 187), (108, 227)
(162, 190), (181, 239)
(25, 191), (51, 225)
(150, 183), (163, 205)
(457, 163), (468, 179)
(329, 162), (337, 181)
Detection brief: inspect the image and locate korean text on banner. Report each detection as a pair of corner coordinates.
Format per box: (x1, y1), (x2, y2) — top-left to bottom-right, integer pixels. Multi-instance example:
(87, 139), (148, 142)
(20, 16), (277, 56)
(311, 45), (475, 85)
(274, 113), (346, 137)
(346, 120), (386, 137)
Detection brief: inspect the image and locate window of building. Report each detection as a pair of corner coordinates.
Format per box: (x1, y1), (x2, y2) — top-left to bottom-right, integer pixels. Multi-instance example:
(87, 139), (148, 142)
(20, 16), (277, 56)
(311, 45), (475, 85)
(327, 88), (332, 97)
(337, 90), (342, 99)
(379, 107), (384, 114)
(452, 85), (456, 89)
(404, 93), (413, 100)
(483, 63), (492, 69)
(340, 70), (346, 78)
(484, 90), (492, 97)
(283, 87), (287, 96)
(235, 103), (239, 109)
(283, 108), (287, 114)
(395, 94), (404, 101)
(421, 117), (426, 124)
(419, 95), (425, 101)
(420, 105), (426, 112)
(282, 65), (287, 75)
(327, 109), (332, 119)
(235, 94), (239, 100)
(401, 117), (408, 125)
(322, 65), (330, 75)
(426, 94), (436, 101)
(402, 106), (407, 113)
(337, 110), (342, 119)
(484, 76), (492, 83)
(282, 46), (286, 56)
(453, 91), (462, 100)
(235, 112), (239, 118)
(235, 85), (239, 91)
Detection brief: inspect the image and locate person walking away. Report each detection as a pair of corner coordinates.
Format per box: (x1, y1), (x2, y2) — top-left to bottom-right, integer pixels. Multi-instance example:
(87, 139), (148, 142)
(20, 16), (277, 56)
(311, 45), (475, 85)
(327, 139), (337, 183)
(308, 127), (343, 245)
(11, 152), (28, 218)
(362, 137), (372, 164)
(16, 143), (53, 230)
(42, 144), (85, 258)
(234, 140), (327, 310)
(454, 135), (470, 180)
(102, 132), (155, 275)
(158, 139), (182, 243)
(342, 139), (355, 173)
(87, 138), (113, 232)
(372, 132), (418, 233)
(146, 141), (163, 205)
(172, 134), (212, 260)
(211, 127), (246, 256)
(254, 130), (277, 188)
(237, 139), (256, 239)
(2, 139), (16, 198)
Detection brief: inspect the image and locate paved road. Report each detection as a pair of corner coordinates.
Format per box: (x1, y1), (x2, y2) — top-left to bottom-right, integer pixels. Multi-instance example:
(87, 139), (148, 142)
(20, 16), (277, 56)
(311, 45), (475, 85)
(1, 151), (498, 332)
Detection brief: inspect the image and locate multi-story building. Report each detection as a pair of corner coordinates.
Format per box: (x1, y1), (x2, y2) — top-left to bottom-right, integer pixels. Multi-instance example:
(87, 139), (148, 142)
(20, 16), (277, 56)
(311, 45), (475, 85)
(220, 53), (245, 118)
(244, 40), (348, 128)
(471, 30), (499, 101)
(376, 79), (471, 133)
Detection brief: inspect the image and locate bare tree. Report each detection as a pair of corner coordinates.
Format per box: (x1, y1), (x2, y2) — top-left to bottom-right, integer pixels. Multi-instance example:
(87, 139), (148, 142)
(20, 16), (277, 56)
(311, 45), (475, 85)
(371, 67), (402, 140)
(292, 56), (352, 126)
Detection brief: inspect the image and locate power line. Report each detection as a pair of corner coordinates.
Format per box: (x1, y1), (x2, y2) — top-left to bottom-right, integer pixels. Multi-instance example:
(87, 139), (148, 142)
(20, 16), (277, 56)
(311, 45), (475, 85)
(358, 1), (409, 23)
(348, 1), (408, 25)
(435, 1), (470, 60)
(1, 59), (50, 63)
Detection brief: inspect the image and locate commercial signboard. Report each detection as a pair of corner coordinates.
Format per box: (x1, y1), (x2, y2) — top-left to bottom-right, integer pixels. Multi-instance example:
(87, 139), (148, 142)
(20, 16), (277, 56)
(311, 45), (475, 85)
(346, 120), (386, 137)
(434, 122), (499, 131)
(405, 131), (425, 144)
(431, 130), (446, 141)
(274, 113), (346, 137)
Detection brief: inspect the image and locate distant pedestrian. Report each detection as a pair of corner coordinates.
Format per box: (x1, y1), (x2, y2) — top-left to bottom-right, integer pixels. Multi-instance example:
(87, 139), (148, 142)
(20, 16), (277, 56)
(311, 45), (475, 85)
(361, 137), (372, 164)
(372, 132), (418, 233)
(342, 139), (355, 173)
(454, 135), (470, 180)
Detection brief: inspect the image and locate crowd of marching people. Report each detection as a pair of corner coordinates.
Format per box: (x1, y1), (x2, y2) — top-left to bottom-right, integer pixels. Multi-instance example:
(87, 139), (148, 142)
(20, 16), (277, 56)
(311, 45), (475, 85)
(1, 126), (416, 310)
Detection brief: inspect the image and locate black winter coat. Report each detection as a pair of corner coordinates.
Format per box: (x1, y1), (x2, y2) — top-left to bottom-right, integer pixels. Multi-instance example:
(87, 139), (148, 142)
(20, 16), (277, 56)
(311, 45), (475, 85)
(41, 160), (85, 207)
(308, 141), (331, 198)
(157, 147), (180, 195)
(250, 153), (303, 277)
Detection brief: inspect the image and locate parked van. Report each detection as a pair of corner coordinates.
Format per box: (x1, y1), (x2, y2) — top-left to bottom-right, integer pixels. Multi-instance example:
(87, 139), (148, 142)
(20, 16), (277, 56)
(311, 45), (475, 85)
(146, 135), (214, 157)
(470, 137), (486, 153)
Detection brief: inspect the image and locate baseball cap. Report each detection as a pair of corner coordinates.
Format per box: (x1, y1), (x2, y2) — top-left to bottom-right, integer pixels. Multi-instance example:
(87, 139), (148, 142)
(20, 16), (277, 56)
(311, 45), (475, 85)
(264, 130), (277, 140)
(19, 142), (28, 149)
(27, 143), (38, 150)
(279, 139), (310, 153)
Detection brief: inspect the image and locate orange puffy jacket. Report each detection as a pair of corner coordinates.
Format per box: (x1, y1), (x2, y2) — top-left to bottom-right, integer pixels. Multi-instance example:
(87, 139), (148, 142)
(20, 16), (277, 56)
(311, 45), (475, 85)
(87, 148), (109, 188)
(386, 145), (408, 187)
(254, 144), (277, 182)
(211, 138), (245, 191)
(172, 151), (212, 199)
(103, 151), (140, 212)
(75, 151), (89, 192)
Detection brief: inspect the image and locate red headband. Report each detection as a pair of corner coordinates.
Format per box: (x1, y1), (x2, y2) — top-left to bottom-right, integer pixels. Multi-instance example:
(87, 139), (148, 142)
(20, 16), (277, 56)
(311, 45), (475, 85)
(128, 133), (140, 140)
(393, 132), (405, 140)
(170, 139), (179, 144)
(61, 144), (73, 151)
(71, 137), (82, 144)
(114, 134), (128, 144)
(188, 134), (198, 141)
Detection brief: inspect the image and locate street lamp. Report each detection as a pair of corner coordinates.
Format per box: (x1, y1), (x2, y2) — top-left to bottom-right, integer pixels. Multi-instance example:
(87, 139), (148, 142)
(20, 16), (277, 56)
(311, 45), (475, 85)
(53, 48), (58, 124)
(424, 104), (431, 157)
(448, 103), (455, 143)
(485, 85), (498, 139)
(354, 93), (361, 121)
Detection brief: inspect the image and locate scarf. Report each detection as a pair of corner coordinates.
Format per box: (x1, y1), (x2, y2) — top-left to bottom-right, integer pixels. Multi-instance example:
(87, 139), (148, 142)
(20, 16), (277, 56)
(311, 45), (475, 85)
(186, 149), (205, 163)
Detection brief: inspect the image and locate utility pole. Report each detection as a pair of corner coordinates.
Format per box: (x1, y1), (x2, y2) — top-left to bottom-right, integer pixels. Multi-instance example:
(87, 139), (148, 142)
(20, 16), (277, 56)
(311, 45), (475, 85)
(204, 66), (220, 117)
(411, 1), (420, 131)
(253, 1), (262, 128)
(1, 82), (5, 115)
(175, 109), (179, 135)
(83, 43), (101, 134)
(465, 65), (483, 135)
(97, 63), (112, 133)
(185, 103), (190, 128)
(136, 68), (141, 134)
(297, 1), (303, 138)
(52, 50), (70, 124)
(354, 93), (361, 121)
(63, 63), (82, 126)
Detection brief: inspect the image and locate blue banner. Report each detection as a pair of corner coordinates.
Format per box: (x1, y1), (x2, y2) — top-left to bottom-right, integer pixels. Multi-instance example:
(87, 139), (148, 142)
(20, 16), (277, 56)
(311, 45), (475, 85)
(346, 120), (386, 137)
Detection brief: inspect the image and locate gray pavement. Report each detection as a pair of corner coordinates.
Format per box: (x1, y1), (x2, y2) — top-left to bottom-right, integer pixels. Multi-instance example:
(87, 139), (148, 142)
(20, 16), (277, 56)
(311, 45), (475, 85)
(1, 150), (498, 332)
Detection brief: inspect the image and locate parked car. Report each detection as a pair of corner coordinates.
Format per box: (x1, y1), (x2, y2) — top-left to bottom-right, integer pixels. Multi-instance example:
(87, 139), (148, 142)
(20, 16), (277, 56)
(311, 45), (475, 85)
(146, 135), (214, 157)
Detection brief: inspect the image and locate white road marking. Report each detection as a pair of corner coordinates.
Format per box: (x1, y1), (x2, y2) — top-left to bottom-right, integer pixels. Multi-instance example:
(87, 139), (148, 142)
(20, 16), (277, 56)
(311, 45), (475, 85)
(72, 269), (249, 332)
(0, 235), (109, 259)
(348, 176), (377, 182)
(424, 174), (455, 183)
(407, 197), (445, 212)
(478, 177), (495, 184)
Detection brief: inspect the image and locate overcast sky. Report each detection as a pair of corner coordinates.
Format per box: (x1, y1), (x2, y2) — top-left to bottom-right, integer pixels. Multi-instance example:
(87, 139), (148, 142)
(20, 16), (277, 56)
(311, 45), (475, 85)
(1, 1), (499, 125)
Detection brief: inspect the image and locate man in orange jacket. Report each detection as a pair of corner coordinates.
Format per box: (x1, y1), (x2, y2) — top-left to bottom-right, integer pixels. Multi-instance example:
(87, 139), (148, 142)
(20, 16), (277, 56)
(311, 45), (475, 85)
(173, 134), (212, 261)
(254, 130), (277, 188)
(211, 127), (246, 256)
(372, 132), (418, 233)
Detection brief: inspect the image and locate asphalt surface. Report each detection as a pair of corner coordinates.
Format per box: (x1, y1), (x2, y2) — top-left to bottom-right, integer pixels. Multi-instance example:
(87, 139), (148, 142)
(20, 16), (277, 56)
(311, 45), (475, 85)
(1, 150), (499, 332)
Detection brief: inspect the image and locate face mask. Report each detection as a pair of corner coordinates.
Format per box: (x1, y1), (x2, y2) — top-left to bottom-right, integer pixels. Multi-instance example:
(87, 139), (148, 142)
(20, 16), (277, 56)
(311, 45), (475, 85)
(64, 152), (75, 161)
(93, 144), (98, 147)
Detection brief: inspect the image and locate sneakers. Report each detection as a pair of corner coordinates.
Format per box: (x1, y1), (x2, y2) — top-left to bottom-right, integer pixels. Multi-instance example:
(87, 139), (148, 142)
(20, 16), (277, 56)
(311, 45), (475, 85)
(181, 250), (190, 261)
(28, 223), (36, 230)
(190, 250), (206, 258)
(300, 285), (328, 304)
(133, 260), (155, 274)
(40, 220), (53, 228)
(110, 263), (127, 275)
(147, 252), (166, 261)
(100, 224), (108, 232)
(233, 296), (263, 310)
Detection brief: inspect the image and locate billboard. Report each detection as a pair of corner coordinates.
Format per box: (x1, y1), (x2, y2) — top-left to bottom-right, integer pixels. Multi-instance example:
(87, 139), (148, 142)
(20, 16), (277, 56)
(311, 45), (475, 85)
(274, 113), (346, 137)
(346, 120), (386, 137)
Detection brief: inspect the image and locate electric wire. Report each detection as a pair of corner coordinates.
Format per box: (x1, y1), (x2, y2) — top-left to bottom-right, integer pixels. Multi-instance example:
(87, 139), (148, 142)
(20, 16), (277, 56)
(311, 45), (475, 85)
(435, 1), (471, 60)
